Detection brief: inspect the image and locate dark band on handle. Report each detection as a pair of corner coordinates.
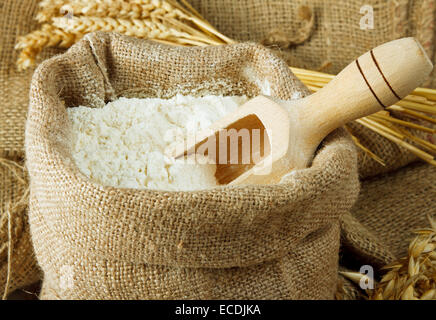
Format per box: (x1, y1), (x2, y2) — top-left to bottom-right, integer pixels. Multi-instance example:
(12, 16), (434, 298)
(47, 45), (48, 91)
(355, 58), (387, 109)
(370, 50), (402, 100)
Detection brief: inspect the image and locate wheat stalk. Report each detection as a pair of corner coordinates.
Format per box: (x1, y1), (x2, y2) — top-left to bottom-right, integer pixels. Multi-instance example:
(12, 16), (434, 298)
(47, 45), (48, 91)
(53, 16), (173, 39)
(17, 0), (232, 69)
(52, 16), (221, 46)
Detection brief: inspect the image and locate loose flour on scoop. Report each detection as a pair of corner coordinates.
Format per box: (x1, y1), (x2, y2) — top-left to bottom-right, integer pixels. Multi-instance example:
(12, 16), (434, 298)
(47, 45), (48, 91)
(67, 95), (249, 191)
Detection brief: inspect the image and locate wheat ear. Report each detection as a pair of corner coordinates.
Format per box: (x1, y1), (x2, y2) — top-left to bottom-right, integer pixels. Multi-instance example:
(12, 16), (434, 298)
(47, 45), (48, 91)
(36, 0), (69, 23)
(36, 0), (178, 22)
(15, 24), (80, 71)
(341, 216), (436, 300)
(56, 0), (181, 20)
(52, 16), (220, 46)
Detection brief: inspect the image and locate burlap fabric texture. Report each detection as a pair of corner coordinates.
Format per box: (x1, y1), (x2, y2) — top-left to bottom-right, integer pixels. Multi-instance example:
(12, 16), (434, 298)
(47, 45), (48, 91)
(337, 160), (436, 300)
(0, 0), (64, 156)
(0, 0), (49, 297)
(189, 0), (435, 85)
(25, 32), (360, 300)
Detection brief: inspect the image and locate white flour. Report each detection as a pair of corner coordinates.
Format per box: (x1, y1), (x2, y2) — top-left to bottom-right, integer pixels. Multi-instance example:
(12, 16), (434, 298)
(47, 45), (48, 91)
(68, 95), (249, 191)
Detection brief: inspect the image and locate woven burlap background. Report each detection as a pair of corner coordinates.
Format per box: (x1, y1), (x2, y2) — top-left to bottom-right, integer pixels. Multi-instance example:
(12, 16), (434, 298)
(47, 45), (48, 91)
(25, 32), (360, 299)
(0, 0), (64, 156)
(337, 161), (436, 299)
(0, 1), (36, 157)
(189, 0), (435, 82)
(0, 0), (48, 297)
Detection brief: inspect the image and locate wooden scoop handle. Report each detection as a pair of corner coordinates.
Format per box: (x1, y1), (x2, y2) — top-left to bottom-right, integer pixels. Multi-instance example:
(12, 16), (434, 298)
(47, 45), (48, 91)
(298, 37), (433, 140)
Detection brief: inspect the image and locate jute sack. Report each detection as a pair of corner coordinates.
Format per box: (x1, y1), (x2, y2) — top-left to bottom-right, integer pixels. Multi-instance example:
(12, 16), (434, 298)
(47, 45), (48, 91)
(189, 0), (436, 179)
(26, 32), (359, 300)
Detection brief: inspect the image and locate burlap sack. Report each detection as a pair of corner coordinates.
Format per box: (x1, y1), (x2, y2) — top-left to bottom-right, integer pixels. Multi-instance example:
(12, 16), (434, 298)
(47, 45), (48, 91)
(189, 0), (436, 179)
(2, 0), (435, 300)
(25, 32), (360, 300)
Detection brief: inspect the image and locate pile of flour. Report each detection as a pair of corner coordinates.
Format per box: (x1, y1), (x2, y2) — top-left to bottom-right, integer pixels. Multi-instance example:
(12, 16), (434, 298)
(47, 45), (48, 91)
(67, 95), (249, 191)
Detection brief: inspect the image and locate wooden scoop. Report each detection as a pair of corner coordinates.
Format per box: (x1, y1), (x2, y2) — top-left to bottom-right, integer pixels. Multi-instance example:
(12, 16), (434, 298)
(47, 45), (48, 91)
(174, 37), (433, 186)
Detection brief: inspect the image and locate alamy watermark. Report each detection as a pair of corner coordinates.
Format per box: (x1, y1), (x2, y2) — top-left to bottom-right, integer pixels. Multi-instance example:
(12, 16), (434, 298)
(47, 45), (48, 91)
(359, 265), (375, 290)
(360, 5), (374, 30)
(59, 264), (75, 291)
(60, 5), (74, 19)
(164, 127), (273, 175)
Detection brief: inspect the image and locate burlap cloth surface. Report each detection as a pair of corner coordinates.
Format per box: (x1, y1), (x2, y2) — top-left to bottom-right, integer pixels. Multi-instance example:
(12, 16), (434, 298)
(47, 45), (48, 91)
(0, 155), (40, 299)
(0, 0), (435, 299)
(189, 0), (436, 86)
(0, 0), (50, 297)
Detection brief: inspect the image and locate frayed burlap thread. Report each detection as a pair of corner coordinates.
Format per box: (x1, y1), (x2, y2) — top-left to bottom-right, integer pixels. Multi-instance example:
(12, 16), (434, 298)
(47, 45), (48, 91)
(0, 156), (41, 299)
(26, 32), (360, 300)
